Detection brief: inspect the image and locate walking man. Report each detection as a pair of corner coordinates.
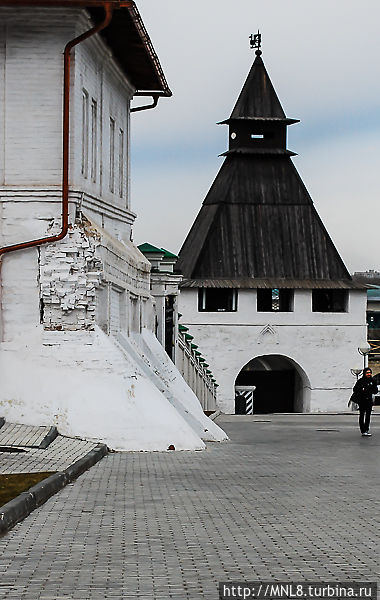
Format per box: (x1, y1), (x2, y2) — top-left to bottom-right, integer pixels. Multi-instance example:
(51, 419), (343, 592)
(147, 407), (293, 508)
(353, 367), (378, 436)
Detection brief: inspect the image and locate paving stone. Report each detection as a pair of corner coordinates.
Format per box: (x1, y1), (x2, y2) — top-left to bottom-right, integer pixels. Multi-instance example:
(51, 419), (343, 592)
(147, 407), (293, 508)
(0, 414), (380, 599)
(0, 423), (53, 448)
(0, 434), (99, 475)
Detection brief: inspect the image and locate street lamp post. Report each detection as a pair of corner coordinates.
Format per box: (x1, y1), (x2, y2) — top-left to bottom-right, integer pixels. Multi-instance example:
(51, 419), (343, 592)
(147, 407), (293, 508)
(350, 367), (362, 381)
(358, 342), (371, 370)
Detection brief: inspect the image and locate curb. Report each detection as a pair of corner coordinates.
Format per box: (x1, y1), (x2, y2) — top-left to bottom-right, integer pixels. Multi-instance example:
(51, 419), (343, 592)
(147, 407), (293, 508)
(38, 426), (58, 449)
(0, 443), (108, 535)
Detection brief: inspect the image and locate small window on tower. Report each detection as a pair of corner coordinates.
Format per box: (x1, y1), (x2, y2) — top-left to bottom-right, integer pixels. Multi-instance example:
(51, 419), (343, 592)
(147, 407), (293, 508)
(198, 288), (237, 312)
(257, 288), (293, 312)
(312, 289), (348, 312)
(251, 134), (264, 139)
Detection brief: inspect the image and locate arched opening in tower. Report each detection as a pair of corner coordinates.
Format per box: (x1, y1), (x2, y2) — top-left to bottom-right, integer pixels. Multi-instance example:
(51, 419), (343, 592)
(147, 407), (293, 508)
(234, 355), (310, 414)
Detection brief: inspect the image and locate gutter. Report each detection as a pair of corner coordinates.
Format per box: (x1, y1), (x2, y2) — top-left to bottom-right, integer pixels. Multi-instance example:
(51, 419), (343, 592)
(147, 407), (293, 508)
(131, 92), (159, 113)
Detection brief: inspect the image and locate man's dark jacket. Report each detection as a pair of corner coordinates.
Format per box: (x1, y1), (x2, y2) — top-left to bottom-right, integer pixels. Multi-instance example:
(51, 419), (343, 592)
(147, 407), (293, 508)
(353, 376), (378, 405)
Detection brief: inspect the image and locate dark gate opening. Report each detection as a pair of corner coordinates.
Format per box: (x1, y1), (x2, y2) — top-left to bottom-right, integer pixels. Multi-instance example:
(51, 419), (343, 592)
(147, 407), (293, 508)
(234, 355), (306, 414)
(235, 370), (294, 413)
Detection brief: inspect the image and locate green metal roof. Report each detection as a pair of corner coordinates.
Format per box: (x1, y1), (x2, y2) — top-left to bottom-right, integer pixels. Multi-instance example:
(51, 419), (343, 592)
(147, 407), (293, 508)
(138, 242), (164, 254)
(185, 333), (194, 341)
(178, 324), (189, 332)
(161, 247), (178, 259)
(368, 286), (380, 300)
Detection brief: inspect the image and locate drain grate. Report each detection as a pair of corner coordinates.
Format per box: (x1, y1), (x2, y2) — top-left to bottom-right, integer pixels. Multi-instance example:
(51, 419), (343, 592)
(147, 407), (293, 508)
(316, 428), (340, 432)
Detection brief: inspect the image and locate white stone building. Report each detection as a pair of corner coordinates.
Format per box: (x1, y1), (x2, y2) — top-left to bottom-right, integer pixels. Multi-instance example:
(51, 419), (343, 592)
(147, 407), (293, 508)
(176, 46), (368, 415)
(0, 2), (226, 449)
(138, 242), (218, 414)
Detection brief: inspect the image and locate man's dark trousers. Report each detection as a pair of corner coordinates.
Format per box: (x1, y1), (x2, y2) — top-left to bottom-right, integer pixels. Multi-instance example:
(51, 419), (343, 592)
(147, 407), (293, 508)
(359, 401), (373, 433)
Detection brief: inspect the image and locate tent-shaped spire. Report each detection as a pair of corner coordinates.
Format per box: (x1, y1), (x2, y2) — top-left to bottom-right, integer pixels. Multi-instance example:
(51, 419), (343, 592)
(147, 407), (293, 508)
(230, 52), (285, 120)
(176, 49), (354, 288)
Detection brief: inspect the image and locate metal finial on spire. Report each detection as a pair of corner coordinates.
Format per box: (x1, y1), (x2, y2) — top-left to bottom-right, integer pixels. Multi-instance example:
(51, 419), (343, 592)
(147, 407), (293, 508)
(249, 30), (262, 55)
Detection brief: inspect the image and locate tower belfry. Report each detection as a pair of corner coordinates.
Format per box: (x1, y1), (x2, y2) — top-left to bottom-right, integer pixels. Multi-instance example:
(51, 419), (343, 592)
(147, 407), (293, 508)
(176, 43), (351, 284)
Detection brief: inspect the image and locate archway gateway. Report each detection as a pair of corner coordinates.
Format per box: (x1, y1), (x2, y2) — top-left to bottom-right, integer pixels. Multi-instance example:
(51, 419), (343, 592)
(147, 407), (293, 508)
(234, 355), (310, 414)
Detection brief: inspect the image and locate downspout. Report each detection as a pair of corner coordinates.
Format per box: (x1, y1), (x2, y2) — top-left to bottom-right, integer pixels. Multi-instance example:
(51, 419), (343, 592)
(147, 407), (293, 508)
(131, 93), (159, 113)
(0, 3), (115, 256)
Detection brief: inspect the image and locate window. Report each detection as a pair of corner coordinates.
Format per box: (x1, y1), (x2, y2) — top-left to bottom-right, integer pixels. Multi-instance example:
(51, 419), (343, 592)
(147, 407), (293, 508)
(119, 128), (124, 198)
(312, 289), (348, 312)
(91, 99), (97, 182)
(198, 288), (237, 312)
(109, 117), (115, 193)
(367, 312), (380, 329)
(81, 90), (89, 178)
(257, 288), (293, 312)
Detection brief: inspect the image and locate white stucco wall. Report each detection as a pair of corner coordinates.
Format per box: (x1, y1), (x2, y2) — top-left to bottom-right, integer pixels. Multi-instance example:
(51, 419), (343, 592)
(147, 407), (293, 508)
(0, 8), (227, 450)
(0, 8), (135, 247)
(0, 325), (208, 451)
(178, 288), (368, 413)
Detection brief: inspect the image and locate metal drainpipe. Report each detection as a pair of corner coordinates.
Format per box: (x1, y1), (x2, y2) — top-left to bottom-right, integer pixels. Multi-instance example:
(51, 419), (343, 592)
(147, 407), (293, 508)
(131, 93), (159, 113)
(0, 3), (115, 256)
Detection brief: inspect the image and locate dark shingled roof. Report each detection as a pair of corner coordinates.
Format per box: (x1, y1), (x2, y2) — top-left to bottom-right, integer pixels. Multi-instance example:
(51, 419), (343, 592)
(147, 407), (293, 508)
(0, 2), (171, 96)
(176, 52), (352, 286)
(89, 4), (171, 95)
(230, 53), (285, 120)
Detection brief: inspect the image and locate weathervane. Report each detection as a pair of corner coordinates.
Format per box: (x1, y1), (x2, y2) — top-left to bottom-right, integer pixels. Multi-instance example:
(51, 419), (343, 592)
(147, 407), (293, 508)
(249, 30), (262, 55)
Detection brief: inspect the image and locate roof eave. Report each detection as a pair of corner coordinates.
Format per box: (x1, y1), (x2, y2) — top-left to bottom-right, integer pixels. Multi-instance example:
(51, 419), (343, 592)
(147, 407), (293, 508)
(179, 278), (367, 290)
(217, 117), (299, 125)
(125, 2), (171, 96)
(219, 148), (297, 157)
(0, 1), (171, 96)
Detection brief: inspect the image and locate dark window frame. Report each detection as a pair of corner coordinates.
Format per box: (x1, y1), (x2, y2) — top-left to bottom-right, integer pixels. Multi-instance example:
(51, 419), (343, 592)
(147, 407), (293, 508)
(257, 288), (294, 312)
(198, 288), (238, 312)
(312, 289), (348, 313)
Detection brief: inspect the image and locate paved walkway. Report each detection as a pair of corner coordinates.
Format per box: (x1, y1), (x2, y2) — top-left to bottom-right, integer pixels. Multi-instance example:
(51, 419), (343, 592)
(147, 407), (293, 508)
(0, 430), (100, 474)
(1, 414), (380, 599)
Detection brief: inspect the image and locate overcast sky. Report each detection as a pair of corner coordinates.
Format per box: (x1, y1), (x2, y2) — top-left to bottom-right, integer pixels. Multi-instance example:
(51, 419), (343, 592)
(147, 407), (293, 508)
(130, 0), (380, 274)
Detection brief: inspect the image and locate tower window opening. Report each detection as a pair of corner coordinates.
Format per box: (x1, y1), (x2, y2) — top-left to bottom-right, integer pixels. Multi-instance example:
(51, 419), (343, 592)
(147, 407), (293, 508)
(257, 288), (293, 312)
(312, 289), (348, 312)
(231, 132), (237, 139)
(198, 288), (237, 312)
(251, 134), (264, 139)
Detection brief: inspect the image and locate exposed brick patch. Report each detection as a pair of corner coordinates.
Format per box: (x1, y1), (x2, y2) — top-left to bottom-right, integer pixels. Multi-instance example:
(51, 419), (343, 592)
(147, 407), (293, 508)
(39, 219), (102, 331)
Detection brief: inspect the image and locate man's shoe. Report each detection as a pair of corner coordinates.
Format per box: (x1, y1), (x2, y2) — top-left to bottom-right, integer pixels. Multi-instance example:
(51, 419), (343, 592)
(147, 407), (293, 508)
(366, 431), (372, 436)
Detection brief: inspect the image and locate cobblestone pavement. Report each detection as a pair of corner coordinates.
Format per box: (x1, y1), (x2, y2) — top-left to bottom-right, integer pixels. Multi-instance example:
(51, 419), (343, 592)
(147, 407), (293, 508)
(1, 414), (380, 600)
(0, 433), (100, 474)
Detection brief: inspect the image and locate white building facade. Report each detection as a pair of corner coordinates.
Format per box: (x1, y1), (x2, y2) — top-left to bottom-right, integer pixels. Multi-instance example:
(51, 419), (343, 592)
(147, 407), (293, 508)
(0, 4), (226, 449)
(178, 287), (367, 413)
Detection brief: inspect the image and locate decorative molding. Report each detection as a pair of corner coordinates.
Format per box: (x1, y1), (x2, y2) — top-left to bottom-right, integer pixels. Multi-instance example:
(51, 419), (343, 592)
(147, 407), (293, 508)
(257, 324), (279, 344)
